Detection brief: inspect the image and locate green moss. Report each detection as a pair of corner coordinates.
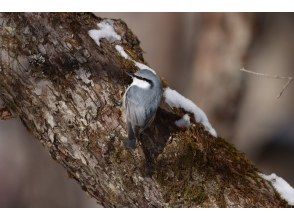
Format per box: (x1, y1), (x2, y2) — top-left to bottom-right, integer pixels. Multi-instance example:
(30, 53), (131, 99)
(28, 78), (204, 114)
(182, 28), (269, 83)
(112, 146), (133, 164)
(215, 185), (227, 208)
(125, 48), (143, 63)
(153, 123), (268, 207)
(120, 57), (137, 73)
(155, 131), (211, 206)
(183, 184), (208, 205)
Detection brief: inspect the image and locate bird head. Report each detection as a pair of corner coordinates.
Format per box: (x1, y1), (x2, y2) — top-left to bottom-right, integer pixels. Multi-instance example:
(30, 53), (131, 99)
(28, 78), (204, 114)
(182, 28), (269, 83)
(127, 69), (161, 88)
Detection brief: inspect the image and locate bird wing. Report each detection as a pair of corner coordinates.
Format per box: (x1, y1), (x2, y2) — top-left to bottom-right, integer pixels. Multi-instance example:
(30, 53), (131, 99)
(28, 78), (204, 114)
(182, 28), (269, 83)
(125, 86), (157, 132)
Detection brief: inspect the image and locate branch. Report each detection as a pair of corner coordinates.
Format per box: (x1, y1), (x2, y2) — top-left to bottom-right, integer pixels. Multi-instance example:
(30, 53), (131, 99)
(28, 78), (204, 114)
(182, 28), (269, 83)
(0, 13), (289, 207)
(240, 67), (294, 98)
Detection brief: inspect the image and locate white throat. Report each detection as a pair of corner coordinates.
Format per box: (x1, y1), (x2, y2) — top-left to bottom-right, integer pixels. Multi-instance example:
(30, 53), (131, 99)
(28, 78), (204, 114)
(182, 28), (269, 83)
(131, 77), (151, 89)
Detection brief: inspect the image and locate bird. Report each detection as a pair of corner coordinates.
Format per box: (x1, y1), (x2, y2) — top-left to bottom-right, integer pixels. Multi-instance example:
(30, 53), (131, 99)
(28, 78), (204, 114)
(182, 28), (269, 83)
(123, 69), (163, 149)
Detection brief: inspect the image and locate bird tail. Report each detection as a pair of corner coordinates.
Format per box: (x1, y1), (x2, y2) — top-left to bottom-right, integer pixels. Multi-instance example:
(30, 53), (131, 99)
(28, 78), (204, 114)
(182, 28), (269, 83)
(126, 121), (137, 149)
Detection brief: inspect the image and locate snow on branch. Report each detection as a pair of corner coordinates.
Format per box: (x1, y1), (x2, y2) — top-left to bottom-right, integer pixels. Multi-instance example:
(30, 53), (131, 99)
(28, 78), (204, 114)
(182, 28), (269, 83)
(88, 20), (121, 46)
(241, 67), (294, 99)
(115, 45), (129, 59)
(259, 173), (294, 206)
(164, 87), (217, 137)
(175, 114), (191, 128)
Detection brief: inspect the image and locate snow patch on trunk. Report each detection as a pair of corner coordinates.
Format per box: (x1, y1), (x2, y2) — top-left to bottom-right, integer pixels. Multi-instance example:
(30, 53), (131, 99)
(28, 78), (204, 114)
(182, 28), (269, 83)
(88, 20), (121, 46)
(115, 45), (129, 59)
(259, 173), (294, 206)
(175, 114), (191, 128)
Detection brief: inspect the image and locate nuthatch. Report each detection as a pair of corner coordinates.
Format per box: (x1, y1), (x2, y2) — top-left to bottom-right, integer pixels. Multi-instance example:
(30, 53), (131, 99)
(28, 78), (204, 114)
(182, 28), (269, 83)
(124, 69), (163, 149)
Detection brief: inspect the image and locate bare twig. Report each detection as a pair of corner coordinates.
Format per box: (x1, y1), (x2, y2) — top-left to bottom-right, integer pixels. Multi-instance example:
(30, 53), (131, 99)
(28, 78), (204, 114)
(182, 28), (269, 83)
(240, 67), (294, 98)
(277, 78), (294, 98)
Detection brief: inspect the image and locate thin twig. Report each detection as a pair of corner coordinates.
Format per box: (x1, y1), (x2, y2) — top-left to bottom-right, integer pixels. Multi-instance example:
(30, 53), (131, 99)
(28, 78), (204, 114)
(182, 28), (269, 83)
(277, 78), (294, 98)
(240, 67), (294, 99)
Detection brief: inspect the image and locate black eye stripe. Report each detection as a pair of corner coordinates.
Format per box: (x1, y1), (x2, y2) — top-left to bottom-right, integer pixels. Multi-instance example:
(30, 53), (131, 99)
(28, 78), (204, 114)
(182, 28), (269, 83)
(134, 75), (153, 86)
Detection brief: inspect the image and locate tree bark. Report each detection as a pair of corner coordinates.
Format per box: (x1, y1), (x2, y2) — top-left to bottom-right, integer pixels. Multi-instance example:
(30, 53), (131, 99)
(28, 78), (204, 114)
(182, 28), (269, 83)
(0, 13), (288, 207)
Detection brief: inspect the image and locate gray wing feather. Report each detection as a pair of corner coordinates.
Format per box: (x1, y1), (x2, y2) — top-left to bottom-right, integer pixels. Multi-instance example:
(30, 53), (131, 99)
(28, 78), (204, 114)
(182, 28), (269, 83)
(126, 96), (146, 127)
(125, 86), (157, 133)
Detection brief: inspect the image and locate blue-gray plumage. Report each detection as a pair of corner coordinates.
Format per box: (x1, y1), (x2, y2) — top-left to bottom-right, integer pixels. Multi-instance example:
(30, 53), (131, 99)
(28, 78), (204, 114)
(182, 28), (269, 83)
(124, 69), (163, 149)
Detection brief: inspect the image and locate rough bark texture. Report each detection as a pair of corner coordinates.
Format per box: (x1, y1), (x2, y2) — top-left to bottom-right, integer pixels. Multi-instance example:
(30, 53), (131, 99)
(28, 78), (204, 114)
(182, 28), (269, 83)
(0, 106), (12, 120)
(0, 13), (289, 207)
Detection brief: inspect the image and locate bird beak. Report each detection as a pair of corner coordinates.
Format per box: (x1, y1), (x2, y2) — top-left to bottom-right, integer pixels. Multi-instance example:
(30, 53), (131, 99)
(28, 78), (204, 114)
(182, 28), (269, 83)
(127, 72), (136, 78)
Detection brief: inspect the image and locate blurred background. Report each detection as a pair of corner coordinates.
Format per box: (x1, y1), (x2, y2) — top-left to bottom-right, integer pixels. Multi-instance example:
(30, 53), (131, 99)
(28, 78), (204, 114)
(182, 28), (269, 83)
(0, 13), (293, 207)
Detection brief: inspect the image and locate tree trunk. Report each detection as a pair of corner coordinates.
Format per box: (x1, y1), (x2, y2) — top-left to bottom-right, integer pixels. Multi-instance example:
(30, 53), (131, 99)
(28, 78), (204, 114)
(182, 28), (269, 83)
(0, 13), (288, 207)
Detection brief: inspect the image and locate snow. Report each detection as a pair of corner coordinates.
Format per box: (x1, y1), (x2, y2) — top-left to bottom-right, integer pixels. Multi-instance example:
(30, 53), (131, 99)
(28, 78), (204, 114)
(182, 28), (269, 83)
(88, 20), (121, 46)
(115, 44), (156, 74)
(115, 45), (130, 59)
(164, 87), (217, 137)
(259, 173), (294, 206)
(175, 114), (191, 127)
(134, 61), (156, 74)
(136, 62), (154, 74)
